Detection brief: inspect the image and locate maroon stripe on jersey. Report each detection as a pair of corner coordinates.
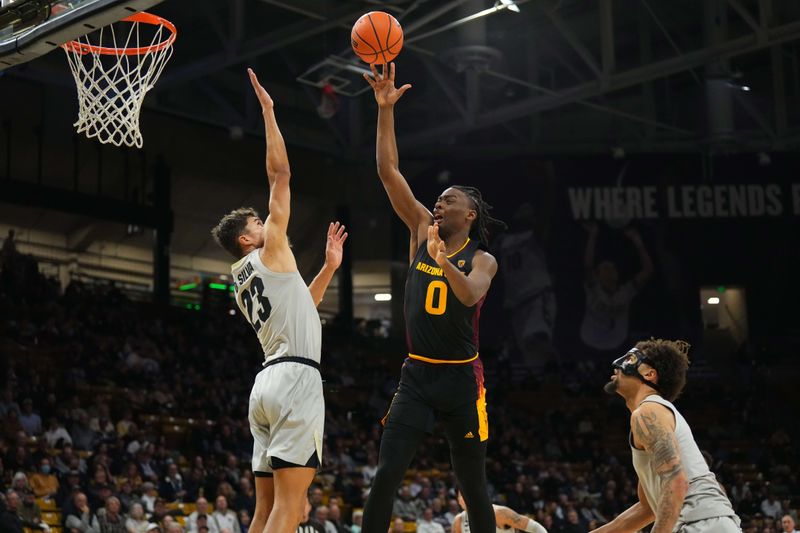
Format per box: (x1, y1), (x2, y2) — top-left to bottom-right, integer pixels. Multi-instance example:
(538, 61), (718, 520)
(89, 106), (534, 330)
(471, 295), (485, 349)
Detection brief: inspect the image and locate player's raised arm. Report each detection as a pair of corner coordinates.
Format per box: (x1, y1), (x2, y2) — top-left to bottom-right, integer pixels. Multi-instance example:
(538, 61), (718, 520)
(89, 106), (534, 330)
(364, 63), (432, 238)
(308, 222), (348, 307)
(248, 68), (290, 247)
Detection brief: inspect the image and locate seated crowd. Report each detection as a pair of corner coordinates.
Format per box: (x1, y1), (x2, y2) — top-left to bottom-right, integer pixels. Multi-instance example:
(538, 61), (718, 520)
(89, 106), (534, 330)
(0, 244), (798, 533)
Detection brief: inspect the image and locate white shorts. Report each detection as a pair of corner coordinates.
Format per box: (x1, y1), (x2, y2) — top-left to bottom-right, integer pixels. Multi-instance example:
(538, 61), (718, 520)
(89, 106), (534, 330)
(248, 361), (324, 474)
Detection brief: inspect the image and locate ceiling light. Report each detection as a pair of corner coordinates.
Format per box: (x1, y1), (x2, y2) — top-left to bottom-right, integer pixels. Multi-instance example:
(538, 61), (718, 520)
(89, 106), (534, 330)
(374, 293), (392, 302)
(499, 0), (521, 12)
(741, 85), (751, 92)
(707, 297), (720, 305)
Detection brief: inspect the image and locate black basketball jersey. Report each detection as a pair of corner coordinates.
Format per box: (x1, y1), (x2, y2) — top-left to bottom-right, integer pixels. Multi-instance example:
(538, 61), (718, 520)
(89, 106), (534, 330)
(404, 238), (485, 362)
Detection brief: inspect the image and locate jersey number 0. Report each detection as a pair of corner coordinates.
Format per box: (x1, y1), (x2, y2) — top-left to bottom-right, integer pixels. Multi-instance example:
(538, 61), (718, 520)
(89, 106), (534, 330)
(241, 277), (272, 331)
(425, 280), (448, 315)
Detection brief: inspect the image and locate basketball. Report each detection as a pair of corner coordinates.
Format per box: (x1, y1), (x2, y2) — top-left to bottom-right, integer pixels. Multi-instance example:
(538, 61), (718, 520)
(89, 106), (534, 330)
(351, 11), (403, 65)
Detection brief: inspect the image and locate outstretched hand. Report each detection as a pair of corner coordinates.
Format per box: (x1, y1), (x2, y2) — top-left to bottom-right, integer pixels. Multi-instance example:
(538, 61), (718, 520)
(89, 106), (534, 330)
(247, 68), (274, 111)
(427, 224), (447, 266)
(363, 62), (412, 108)
(325, 222), (348, 270)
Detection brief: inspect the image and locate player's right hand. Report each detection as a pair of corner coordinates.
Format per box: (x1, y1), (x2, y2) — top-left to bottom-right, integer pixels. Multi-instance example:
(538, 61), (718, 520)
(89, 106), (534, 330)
(364, 62), (412, 108)
(247, 68), (274, 111)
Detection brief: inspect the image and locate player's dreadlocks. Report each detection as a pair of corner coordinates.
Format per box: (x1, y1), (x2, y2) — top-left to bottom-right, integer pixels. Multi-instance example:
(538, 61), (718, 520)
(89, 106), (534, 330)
(452, 185), (507, 246)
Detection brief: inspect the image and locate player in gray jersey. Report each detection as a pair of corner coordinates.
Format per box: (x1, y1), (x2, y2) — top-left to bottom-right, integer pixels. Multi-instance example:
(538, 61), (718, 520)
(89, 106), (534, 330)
(594, 339), (741, 533)
(211, 68), (348, 533)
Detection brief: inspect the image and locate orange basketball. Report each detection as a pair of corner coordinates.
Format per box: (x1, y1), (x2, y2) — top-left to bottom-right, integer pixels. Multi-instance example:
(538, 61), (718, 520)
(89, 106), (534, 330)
(351, 11), (403, 65)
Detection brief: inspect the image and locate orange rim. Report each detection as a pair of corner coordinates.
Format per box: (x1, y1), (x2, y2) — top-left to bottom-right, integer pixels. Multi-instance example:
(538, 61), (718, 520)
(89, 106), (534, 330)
(62, 12), (176, 56)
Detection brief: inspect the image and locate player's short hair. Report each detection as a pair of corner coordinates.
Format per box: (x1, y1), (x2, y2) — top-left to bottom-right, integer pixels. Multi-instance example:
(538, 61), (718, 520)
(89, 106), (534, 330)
(211, 207), (259, 259)
(635, 338), (691, 402)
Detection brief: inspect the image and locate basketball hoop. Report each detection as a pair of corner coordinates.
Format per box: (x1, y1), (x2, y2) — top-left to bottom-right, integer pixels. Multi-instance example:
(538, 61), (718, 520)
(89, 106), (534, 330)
(62, 12), (177, 148)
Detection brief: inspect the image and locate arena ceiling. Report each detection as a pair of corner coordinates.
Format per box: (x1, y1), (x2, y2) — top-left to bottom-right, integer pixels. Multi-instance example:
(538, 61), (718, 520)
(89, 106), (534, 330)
(7, 0), (800, 158)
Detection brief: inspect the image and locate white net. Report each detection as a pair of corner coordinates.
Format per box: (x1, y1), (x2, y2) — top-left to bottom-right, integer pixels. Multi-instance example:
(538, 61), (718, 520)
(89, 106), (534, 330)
(62, 13), (175, 148)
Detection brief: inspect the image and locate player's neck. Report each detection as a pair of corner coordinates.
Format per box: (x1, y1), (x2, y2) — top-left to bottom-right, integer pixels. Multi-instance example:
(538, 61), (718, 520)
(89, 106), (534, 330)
(626, 387), (659, 412)
(443, 229), (471, 254)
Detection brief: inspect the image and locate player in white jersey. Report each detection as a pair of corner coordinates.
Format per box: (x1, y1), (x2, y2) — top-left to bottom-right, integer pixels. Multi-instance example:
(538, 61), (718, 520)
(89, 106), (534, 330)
(211, 68), (348, 533)
(594, 339), (741, 533)
(452, 490), (547, 533)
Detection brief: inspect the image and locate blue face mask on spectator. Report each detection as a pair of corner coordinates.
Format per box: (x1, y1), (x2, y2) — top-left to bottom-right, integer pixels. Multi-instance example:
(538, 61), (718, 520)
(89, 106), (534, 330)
(41, 465), (51, 474)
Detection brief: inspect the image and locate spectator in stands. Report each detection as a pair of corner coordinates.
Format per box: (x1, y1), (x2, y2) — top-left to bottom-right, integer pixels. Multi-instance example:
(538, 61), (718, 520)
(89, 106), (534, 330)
(309, 487), (324, 515)
(65, 492), (99, 533)
(97, 496), (127, 533)
(390, 518), (405, 533)
(782, 515), (799, 533)
(430, 498), (449, 530)
(393, 485), (422, 521)
(210, 496), (239, 533)
(11, 472), (30, 494)
(763, 494), (783, 520)
(72, 413), (97, 451)
(192, 514), (215, 533)
(234, 478), (255, 518)
(18, 489), (49, 531)
(19, 399), (43, 436)
(329, 503), (349, 533)
(443, 499), (460, 526)
(116, 411), (136, 439)
(417, 507), (445, 533)
(314, 505), (335, 533)
(140, 483), (157, 515)
(579, 223), (653, 354)
(360, 454), (377, 488)
(236, 510), (250, 532)
(297, 498), (325, 533)
(125, 503), (149, 533)
(1, 490), (25, 533)
(349, 510), (362, 533)
(4, 409), (24, 440)
(186, 498), (215, 533)
(43, 417), (73, 448)
(159, 463), (185, 503)
(561, 509), (584, 533)
(30, 458), (59, 499)
(165, 521), (183, 533)
(0, 388), (20, 418)
(57, 470), (83, 508)
(150, 499), (170, 525)
(55, 445), (86, 476)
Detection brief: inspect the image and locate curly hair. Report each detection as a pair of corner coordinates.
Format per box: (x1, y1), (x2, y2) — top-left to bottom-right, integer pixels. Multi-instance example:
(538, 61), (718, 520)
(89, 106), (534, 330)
(451, 186), (507, 246)
(635, 338), (691, 402)
(211, 207), (259, 259)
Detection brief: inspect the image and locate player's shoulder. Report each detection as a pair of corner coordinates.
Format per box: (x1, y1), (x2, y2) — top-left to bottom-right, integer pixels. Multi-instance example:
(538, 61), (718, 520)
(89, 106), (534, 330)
(472, 249), (497, 266)
(630, 400), (674, 429)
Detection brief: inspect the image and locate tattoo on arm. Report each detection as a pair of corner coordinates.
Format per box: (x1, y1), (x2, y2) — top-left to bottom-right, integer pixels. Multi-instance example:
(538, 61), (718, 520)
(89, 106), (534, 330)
(496, 508), (528, 530)
(632, 409), (686, 532)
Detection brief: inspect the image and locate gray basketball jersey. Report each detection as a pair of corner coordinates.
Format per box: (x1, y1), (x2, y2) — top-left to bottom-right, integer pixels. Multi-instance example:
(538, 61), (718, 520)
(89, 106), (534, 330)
(460, 508), (512, 533)
(231, 249), (321, 364)
(631, 395), (738, 524)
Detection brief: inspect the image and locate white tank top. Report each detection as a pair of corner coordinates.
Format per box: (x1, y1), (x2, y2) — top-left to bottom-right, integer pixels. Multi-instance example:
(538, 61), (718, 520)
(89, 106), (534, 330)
(230, 249), (321, 364)
(630, 395), (738, 524)
(460, 507), (512, 533)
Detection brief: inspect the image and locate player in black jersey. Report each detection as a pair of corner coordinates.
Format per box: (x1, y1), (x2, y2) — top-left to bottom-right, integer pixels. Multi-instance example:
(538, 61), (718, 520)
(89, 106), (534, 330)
(362, 63), (505, 533)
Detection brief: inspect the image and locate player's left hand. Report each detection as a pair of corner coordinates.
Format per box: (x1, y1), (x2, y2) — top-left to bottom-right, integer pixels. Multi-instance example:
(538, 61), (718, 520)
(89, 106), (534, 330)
(247, 68), (274, 111)
(427, 224), (447, 266)
(325, 221), (348, 269)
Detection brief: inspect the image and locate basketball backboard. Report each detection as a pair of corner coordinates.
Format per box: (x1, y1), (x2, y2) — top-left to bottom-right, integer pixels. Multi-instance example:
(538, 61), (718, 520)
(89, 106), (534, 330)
(0, 0), (164, 71)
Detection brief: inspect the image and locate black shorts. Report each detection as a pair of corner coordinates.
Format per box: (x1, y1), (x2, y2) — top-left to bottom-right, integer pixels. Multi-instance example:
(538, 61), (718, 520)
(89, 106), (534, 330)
(381, 357), (489, 442)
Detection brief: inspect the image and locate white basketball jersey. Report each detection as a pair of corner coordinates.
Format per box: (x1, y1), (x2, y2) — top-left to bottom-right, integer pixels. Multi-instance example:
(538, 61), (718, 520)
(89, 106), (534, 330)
(230, 249), (321, 364)
(460, 508), (512, 533)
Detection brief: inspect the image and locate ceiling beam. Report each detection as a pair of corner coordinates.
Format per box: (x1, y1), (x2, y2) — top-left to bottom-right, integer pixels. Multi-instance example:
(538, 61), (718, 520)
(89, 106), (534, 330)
(536, 2), (602, 78)
(156, 3), (366, 90)
(399, 18), (800, 150)
(726, 0), (766, 40)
